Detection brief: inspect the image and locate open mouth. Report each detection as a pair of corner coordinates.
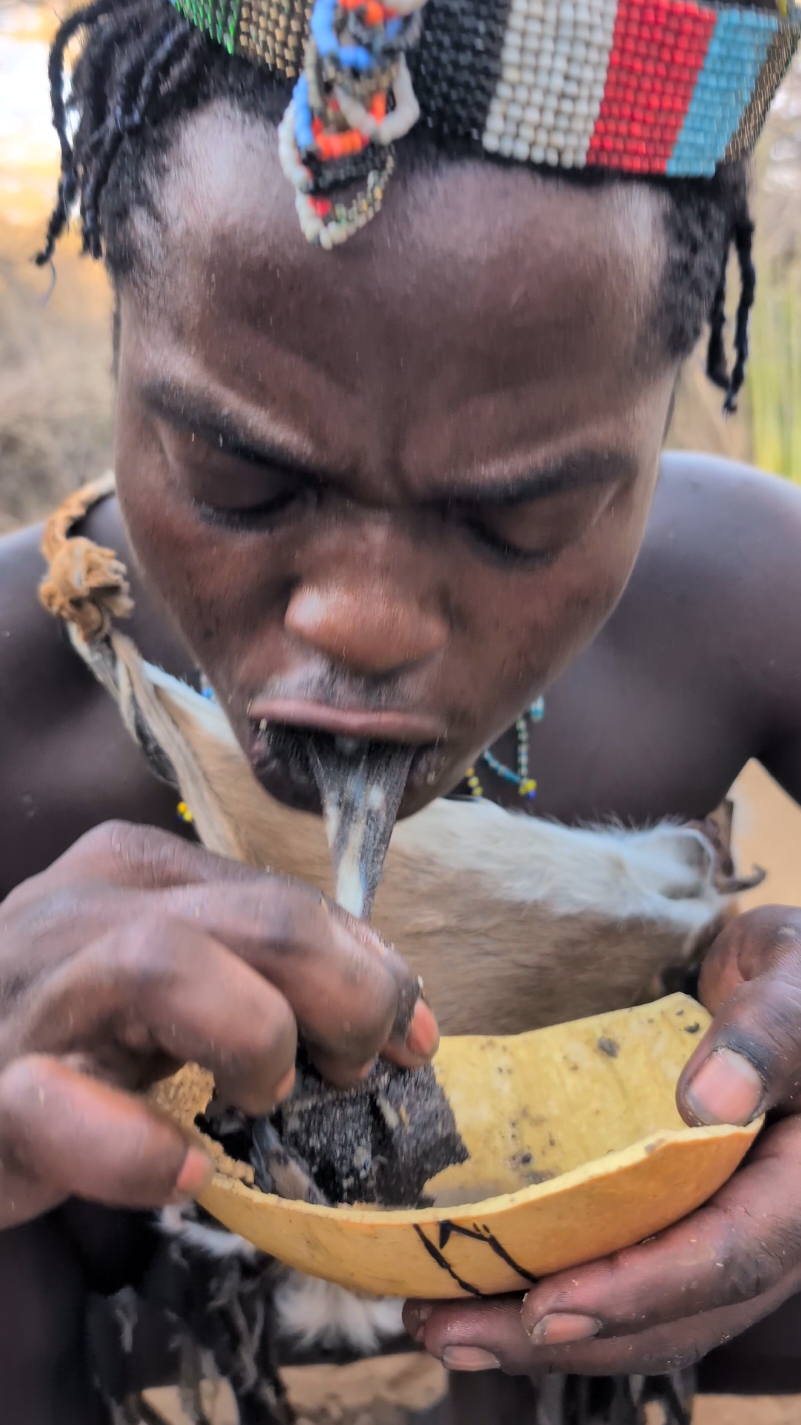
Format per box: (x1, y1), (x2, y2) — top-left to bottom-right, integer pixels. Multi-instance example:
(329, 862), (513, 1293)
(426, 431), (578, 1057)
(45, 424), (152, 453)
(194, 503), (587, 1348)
(247, 721), (446, 816)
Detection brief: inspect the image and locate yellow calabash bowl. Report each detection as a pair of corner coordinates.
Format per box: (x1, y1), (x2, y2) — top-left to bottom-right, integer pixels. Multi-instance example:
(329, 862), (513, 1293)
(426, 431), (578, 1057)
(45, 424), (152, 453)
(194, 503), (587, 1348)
(154, 994), (760, 1298)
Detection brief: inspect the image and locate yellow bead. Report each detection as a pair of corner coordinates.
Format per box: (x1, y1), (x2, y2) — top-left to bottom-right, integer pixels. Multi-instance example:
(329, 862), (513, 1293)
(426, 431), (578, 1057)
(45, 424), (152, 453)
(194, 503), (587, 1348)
(518, 779), (537, 795)
(177, 801), (194, 823)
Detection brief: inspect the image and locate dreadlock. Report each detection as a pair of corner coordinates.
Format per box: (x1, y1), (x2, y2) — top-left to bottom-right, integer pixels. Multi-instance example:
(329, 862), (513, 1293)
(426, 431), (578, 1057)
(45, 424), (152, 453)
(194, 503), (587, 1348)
(39, 0), (756, 411)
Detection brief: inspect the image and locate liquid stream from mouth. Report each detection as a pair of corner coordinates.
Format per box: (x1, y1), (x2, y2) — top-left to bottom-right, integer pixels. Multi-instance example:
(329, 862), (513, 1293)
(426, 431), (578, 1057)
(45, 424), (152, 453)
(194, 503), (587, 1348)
(303, 734), (415, 919)
(208, 732), (468, 1208)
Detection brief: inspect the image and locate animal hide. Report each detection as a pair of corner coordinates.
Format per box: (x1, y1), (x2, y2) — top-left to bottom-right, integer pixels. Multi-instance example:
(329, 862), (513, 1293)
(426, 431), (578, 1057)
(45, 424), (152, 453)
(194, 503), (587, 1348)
(124, 655), (734, 1036)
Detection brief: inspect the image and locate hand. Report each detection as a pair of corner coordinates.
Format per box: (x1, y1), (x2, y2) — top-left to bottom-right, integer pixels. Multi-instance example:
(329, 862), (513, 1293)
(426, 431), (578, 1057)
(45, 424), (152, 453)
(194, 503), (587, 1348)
(0, 821), (437, 1229)
(403, 905), (801, 1377)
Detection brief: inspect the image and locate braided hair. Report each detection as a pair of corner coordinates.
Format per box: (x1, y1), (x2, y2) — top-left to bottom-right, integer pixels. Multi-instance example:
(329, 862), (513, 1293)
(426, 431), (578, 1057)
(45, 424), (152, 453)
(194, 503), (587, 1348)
(39, 0), (755, 411)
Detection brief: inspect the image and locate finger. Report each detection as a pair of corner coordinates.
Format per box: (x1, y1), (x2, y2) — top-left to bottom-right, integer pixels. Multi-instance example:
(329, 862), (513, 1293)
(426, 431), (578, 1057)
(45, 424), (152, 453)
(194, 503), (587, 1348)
(679, 921), (801, 1127)
(158, 877), (435, 1085)
(513, 1118), (801, 1345)
(41, 820), (263, 894)
(698, 905), (801, 1015)
(406, 1269), (801, 1377)
(0, 1055), (213, 1227)
(383, 998), (440, 1071)
(14, 918), (298, 1114)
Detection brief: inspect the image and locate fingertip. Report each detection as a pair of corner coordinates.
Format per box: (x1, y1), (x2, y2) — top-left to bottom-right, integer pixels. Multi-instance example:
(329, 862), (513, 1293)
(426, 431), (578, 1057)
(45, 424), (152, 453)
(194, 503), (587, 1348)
(402, 1300), (433, 1343)
(172, 1146), (215, 1200)
(406, 999), (440, 1059)
(441, 1347), (500, 1371)
(524, 1312), (602, 1346)
(274, 1065), (296, 1102)
(384, 999), (440, 1069)
(681, 1046), (764, 1126)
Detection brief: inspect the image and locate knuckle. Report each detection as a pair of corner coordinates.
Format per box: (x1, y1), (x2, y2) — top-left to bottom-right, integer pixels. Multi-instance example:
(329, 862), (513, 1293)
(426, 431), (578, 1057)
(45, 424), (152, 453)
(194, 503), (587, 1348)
(256, 877), (325, 953)
(71, 819), (140, 869)
(72, 820), (180, 885)
(252, 994), (297, 1064)
(0, 1054), (52, 1130)
(96, 914), (190, 1001)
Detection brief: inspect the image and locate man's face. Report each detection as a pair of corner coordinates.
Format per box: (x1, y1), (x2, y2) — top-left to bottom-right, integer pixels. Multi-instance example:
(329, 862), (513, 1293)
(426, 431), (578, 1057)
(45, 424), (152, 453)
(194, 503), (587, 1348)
(114, 102), (677, 816)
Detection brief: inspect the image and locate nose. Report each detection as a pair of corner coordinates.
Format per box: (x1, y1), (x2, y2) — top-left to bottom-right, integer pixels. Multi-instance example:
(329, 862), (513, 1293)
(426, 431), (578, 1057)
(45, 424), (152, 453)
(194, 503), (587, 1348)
(285, 581), (449, 674)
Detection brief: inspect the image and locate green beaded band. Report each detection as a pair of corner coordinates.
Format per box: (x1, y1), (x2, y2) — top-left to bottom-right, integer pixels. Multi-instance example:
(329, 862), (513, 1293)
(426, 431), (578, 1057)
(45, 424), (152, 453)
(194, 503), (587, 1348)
(171, 0), (312, 74)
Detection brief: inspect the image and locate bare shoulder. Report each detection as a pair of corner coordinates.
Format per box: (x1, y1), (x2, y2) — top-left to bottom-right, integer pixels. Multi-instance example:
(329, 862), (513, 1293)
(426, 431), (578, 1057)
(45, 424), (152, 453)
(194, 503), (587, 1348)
(639, 453), (801, 634)
(651, 451), (801, 564)
(610, 452), (801, 743)
(0, 518), (183, 898)
(0, 519), (87, 758)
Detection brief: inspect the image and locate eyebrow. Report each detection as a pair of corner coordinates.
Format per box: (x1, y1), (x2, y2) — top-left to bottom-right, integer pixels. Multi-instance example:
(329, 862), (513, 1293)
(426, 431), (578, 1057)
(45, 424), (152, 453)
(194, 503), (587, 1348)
(143, 379), (636, 507)
(142, 379), (318, 477)
(442, 450), (639, 508)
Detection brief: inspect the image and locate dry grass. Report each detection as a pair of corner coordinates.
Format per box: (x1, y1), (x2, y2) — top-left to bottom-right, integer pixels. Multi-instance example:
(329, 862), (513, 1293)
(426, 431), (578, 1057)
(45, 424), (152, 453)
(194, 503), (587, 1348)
(0, 219), (113, 533)
(744, 56), (801, 482)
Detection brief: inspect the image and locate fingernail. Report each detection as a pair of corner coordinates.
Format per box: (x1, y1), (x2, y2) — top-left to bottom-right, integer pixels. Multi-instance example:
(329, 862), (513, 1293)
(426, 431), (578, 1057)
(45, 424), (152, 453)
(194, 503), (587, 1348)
(406, 1000), (439, 1059)
(274, 1067), (296, 1103)
(406, 1304), (432, 1342)
(174, 1147), (214, 1199)
(684, 1048), (764, 1126)
(526, 1313), (602, 1345)
(441, 1347), (500, 1372)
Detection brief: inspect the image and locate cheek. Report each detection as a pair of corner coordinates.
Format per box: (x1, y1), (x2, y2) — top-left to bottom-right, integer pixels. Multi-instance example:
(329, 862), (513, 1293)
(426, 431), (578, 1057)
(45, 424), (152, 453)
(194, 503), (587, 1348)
(116, 411), (287, 667)
(471, 485), (650, 717)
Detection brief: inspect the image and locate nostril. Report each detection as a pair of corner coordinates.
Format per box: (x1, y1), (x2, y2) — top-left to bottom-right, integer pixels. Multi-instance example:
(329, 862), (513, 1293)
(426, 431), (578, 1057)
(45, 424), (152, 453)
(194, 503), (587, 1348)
(285, 583), (448, 672)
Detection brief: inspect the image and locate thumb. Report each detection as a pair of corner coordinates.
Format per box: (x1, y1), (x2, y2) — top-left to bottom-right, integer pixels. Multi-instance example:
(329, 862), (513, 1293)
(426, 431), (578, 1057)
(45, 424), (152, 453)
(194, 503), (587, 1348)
(677, 963), (801, 1127)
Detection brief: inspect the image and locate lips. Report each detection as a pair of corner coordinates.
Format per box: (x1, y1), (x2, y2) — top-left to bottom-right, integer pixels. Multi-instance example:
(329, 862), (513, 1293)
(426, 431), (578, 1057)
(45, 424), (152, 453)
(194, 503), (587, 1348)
(246, 712), (448, 816)
(247, 697), (447, 746)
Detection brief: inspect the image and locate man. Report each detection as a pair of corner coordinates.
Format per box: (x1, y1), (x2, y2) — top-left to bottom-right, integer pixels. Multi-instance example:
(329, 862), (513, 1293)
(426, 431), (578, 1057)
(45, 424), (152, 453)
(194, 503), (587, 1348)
(3, 0), (801, 1419)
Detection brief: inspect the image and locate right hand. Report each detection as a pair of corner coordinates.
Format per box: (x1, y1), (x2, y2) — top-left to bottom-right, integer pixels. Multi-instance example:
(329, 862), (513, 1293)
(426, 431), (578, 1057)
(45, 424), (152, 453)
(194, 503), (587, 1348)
(0, 821), (438, 1228)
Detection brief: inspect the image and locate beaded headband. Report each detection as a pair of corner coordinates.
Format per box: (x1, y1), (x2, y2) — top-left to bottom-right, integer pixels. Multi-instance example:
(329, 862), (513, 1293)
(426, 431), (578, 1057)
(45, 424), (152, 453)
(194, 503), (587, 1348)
(170, 0), (800, 246)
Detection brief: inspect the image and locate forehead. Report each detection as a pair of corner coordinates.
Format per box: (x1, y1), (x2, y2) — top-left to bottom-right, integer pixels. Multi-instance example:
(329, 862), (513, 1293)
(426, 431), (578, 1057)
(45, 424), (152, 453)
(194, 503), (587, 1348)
(124, 101), (669, 487)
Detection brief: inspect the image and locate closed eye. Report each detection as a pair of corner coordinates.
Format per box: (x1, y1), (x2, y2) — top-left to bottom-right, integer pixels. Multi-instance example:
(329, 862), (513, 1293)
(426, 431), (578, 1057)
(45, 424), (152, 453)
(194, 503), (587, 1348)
(457, 510), (560, 565)
(449, 483), (615, 564)
(159, 423), (319, 529)
(195, 484), (317, 530)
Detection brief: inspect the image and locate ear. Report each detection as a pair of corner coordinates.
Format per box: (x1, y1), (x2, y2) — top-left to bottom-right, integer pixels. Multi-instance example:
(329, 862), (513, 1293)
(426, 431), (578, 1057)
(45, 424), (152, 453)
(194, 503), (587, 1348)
(689, 800), (766, 895)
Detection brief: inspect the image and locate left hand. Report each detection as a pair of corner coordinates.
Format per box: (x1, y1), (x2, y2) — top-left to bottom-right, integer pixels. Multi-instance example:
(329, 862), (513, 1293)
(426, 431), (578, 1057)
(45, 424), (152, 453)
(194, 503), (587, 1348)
(403, 905), (801, 1377)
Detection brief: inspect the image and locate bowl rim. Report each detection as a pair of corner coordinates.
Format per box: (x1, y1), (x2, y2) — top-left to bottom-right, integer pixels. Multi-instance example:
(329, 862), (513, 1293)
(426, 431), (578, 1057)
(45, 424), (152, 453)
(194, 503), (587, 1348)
(200, 1115), (762, 1228)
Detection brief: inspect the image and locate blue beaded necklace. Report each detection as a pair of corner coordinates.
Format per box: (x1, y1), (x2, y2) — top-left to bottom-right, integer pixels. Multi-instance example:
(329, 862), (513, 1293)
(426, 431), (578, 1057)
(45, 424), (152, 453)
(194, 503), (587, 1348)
(465, 697), (544, 802)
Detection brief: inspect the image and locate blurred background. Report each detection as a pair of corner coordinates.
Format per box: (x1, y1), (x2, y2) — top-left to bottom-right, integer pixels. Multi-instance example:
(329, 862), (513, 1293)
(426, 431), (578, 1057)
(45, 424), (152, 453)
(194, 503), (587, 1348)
(2, 5), (801, 1422)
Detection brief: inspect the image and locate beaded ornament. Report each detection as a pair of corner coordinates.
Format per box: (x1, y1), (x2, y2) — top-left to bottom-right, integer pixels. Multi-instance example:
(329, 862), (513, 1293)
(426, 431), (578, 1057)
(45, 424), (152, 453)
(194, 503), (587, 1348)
(170, 0), (800, 243)
(466, 696), (545, 802)
(277, 0), (428, 246)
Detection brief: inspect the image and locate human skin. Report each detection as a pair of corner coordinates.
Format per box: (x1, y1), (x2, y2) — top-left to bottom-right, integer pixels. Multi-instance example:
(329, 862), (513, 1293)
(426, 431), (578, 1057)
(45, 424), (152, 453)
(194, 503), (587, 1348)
(404, 907), (801, 1377)
(3, 101), (801, 1418)
(114, 105), (674, 818)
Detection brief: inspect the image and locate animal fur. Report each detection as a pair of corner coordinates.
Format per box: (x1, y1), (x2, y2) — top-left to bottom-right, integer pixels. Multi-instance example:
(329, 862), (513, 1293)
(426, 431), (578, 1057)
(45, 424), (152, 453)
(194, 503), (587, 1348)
(159, 1203), (406, 1355)
(131, 656), (733, 1036)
